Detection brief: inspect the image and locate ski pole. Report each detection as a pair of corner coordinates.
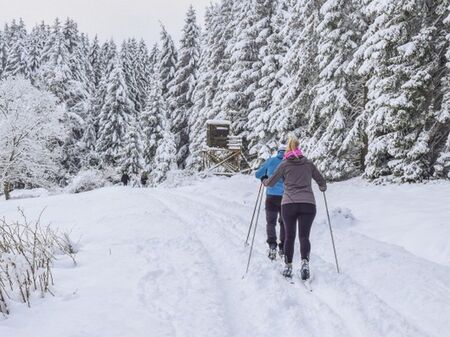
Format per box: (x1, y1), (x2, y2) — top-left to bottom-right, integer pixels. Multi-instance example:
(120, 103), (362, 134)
(245, 182), (264, 245)
(323, 191), (340, 274)
(244, 185), (265, 276)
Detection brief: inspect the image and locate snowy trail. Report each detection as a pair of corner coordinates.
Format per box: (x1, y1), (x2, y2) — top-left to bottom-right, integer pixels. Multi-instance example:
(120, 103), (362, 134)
(154, 189), (429, 337)
(1, 175), (450, 337)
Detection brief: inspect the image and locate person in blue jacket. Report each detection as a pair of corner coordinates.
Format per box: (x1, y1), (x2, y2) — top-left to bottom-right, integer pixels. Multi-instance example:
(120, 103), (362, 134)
(255, 144), (286, 260)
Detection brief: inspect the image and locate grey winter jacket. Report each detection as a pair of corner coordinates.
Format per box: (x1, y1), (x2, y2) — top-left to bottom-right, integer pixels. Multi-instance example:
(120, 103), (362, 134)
(264, 156), (327, 206)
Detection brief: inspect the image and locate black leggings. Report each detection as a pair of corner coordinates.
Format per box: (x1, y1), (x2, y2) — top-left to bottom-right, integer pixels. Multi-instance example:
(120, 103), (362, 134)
(281, 203), (316, 264)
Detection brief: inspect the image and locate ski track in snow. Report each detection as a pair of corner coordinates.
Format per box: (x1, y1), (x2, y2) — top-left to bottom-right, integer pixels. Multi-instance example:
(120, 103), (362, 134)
(155, 189), (429, 337)
(0, 176), (449, 337)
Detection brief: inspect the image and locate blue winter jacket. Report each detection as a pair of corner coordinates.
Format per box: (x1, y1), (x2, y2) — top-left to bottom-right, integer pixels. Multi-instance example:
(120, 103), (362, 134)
(255, 151), (285, 196)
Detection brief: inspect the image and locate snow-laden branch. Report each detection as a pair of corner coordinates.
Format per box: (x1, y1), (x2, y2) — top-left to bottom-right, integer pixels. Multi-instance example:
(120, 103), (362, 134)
(0, 77), (65, 199)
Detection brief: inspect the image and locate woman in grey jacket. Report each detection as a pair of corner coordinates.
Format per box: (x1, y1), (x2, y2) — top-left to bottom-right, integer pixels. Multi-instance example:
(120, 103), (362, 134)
(263, 136), (327, 280)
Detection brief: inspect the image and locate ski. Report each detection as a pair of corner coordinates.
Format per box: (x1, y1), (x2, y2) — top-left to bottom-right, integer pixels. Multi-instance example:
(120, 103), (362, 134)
(297, 270), (313, 292)
(302, 279), (313, 292)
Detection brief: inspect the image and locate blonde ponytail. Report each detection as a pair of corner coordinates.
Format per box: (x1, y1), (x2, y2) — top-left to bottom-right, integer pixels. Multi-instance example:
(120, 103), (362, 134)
(287, 135), (299, 153)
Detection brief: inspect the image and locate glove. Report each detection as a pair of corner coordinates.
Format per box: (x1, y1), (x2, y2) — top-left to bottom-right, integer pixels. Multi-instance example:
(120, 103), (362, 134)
(260, 175), (268, 182)
(319, 185), (327, 192)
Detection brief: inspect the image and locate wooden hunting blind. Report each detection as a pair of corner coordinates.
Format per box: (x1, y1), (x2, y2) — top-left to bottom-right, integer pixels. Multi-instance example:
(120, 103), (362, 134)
(206, 120), (230, 148)
(202, 120), (251, 176)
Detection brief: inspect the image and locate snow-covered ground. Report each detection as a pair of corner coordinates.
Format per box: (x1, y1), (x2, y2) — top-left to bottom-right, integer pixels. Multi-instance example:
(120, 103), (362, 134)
(1, 175), (450, 337)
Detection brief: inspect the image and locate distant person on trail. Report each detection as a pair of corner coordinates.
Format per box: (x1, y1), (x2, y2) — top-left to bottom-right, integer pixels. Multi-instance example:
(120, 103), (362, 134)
(140, 171), (149, 187)
(255, 144), (286, 261)
(263, 136), (327, 280)
(121, 173), (130, 186)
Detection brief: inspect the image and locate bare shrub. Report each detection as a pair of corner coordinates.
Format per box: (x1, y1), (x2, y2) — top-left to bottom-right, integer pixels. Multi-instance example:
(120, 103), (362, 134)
(0, 209), (77, 315)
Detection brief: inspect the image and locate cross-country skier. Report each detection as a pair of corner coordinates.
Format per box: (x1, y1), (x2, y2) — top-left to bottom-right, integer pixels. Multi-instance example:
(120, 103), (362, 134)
(255, 144), (286, 261)
(263, 136), (326, 280)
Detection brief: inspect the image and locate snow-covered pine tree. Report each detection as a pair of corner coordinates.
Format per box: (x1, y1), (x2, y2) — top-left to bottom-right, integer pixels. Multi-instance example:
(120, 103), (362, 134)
(148, 43), (160, 74)
(159, 25), (178, 98)
(136, 39), (152, 110)
(27, 22), (50, 81)
(53, 19), (92, 176)
(2, 19), (29, 79)
(359, 0), (444, 182)
(206, 0), (237, 120)
(269, 0), (323, 149)
(120, 121), (144, 182)
(393, 5), (449, 182)
(150, 120), (177, 186)
(247, 0), (286, 160)
(37, 18), (72, 102)
(62, 19), (91, 109)
(89, 36), (102, 89)
(141, 73), (167, 171)
(121, 39), (140, 114)
(218, 0), (261, 140)
(168, 5), (200, 168)
(433, 3), (450, 179)
(96, 57), (134, 166)
(280, 0), (306, 48)
(135, 41), (149, 106)
(93, 40), (118, 128)
(0, 27), (6, 77)
(187, 4), (218, 170)
(80, 33), (95, 94)
(306, 0), (362, 180)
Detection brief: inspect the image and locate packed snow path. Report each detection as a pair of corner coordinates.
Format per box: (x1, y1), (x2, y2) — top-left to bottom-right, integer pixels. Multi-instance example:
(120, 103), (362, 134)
(1, 176), (450, 337)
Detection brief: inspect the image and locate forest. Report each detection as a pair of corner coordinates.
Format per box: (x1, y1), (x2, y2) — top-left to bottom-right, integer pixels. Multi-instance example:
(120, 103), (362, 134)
(0, 0), (449, 196)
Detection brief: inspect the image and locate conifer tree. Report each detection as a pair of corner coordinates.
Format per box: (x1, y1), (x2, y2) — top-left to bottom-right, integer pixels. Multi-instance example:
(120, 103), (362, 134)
(96, 57), (134, 166)
(356, 0), (443, 181)
(37, 18), (72, 102)
(269, 0), (323, 146)
(120, 39), (140, 114)
(148, 43), (160, 74)
(187, 4), (220, 169)
(89, 36), (102, 89)
(150, 122), (177, 186)
(94, 40), (118, 126)
(218, 0), (259, 138)
(159, 25), (178, 98)
(168, 5), (200, 168)
(247, 0), (285, 159)
(142, 73), (167, 171)
(3, 19), (29, 79)
(208, 0), (237, 120)
(27, 23), (49, 81)
(433, 3), (450, 178)
(120, 121), (144, 180)
(0, 27), (7, 77)
(306, 0), (362, 180)
(136, 39), (152, 110)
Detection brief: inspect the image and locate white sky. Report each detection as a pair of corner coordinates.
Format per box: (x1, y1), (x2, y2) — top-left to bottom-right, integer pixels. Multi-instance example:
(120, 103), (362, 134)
(0, 0), (213, 46)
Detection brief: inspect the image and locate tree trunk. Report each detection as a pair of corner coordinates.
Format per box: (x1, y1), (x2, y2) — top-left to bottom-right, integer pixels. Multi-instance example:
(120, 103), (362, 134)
(3, 181), (10, 200)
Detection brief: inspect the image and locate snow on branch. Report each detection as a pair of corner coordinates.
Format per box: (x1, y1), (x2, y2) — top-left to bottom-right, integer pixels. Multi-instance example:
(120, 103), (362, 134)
(0, 77), (65, 200)
(0, 209), (77, 316)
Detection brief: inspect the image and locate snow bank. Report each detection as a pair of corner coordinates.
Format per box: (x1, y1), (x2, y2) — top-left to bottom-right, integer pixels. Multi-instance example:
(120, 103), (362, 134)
(65, 169), (108, 194)
(9, 188), (50, 200)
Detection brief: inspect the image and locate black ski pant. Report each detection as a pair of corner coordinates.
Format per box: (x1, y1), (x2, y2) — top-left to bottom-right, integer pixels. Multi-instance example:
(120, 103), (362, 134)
(281, 203), (316, 264)
(265, 195), (285, 250)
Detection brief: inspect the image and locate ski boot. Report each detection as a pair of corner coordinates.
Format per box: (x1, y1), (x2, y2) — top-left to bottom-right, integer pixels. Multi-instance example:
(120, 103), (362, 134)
(300, 259), (310, 281)
(282, 263), (293, 278)
(268, 246), (277, 261)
